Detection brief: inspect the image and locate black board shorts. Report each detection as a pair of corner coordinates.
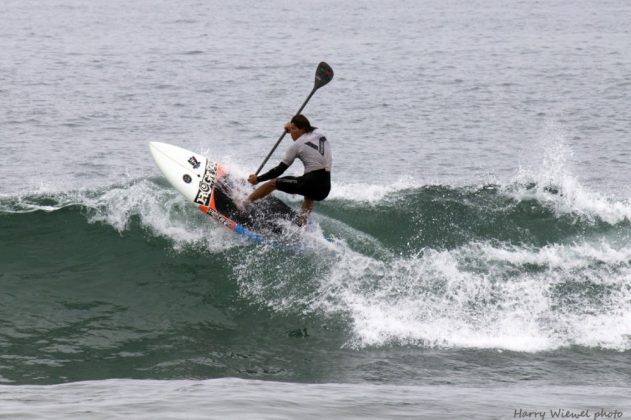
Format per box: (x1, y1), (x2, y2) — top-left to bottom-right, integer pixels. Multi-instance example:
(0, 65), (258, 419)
(276, 169), (331, 201)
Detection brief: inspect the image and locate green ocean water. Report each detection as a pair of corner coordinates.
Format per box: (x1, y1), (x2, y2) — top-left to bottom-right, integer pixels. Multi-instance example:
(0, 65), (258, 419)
(2, 179), (631, 386)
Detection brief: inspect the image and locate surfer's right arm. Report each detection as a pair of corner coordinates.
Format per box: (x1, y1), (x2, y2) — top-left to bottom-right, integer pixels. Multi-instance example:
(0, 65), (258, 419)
(249, 140), (298, 185)
(248, 162), (289, 185)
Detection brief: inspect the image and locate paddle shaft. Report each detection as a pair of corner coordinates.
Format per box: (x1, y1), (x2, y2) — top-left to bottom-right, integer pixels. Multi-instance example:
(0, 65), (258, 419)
(254, 87), (318, 176)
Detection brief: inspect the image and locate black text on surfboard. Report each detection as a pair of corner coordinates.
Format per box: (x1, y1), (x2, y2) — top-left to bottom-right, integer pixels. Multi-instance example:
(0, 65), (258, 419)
(194, 162), (218, 207)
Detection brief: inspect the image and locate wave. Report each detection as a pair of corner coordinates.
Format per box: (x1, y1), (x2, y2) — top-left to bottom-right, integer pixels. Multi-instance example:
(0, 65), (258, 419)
(1, 169), (631, 353)
(2, 175), (629, 249)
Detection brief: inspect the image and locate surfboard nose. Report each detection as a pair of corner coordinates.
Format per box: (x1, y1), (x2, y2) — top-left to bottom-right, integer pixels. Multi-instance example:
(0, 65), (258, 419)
(148, 142), (180, 170)
(148, 141), (159, 162)
(148, 142), (208, 202)
(148, 141), (165, 161)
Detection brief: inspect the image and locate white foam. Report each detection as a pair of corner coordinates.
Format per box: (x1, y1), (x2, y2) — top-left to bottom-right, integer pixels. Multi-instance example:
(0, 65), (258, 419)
(507, 141), (631, 224)
(236, 235), (631, 352)
(1, 179), (246, 253)
(83, 180), (246, 252)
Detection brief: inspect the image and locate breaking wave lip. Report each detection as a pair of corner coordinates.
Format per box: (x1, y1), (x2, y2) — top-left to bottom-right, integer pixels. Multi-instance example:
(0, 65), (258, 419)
(505, 142), (631, 225)
(4, 136), (630, 230)
(0, 178), (247, 253)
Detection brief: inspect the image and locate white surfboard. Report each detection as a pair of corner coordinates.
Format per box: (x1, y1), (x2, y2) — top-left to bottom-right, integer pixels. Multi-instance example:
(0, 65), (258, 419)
(149, 142), (211, 203)
(149, 142), (299, 241)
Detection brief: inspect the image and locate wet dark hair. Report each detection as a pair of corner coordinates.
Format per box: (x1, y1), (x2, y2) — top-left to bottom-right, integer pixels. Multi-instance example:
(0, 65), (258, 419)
(291, 114), (316, 133)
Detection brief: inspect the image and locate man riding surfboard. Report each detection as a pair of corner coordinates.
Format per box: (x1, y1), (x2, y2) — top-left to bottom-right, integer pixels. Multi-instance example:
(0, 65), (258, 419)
(242, 114), (332, 225)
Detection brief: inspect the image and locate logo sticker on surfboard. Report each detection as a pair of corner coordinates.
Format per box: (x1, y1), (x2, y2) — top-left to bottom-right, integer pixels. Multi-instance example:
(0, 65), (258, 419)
(194, 162), (218, 206)
(188, 156), (201, 169)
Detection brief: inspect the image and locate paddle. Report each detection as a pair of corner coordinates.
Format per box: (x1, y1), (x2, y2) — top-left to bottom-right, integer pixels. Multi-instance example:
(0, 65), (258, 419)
(254, 62), (334, 175)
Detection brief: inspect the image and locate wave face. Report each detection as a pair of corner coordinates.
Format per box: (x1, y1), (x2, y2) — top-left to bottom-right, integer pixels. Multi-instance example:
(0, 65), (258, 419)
(1, 169), (631, 384)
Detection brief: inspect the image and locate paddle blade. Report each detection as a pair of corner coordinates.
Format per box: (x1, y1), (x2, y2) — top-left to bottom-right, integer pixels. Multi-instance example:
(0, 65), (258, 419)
(314, 62), (334, 90)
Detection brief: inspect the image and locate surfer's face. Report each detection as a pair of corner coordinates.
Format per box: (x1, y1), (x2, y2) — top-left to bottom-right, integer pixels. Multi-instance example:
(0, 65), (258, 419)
(288, 123), (306, 141)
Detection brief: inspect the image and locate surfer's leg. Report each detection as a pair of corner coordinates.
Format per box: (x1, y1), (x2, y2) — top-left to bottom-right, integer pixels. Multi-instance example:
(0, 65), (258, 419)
(245, 179), (277, 205)
(299, 198), (314, 226)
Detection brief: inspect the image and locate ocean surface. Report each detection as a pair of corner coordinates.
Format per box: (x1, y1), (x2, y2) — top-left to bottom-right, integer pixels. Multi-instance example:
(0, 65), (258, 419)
(1, 0), (631, 418)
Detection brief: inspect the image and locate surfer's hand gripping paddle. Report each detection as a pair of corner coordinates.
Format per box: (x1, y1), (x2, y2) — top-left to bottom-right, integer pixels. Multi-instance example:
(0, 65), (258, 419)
(254, 62), (334, 176)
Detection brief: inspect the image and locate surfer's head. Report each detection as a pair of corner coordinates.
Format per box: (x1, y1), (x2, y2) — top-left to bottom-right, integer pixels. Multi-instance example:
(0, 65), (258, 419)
(287, 114), (315, 140)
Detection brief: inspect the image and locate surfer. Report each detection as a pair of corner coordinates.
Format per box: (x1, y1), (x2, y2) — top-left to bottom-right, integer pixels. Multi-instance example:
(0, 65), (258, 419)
(242, 114), (332, 225)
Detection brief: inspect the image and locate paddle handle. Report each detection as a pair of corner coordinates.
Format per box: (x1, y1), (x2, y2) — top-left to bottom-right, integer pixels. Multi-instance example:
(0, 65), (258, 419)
(254, 88), (317, 176)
